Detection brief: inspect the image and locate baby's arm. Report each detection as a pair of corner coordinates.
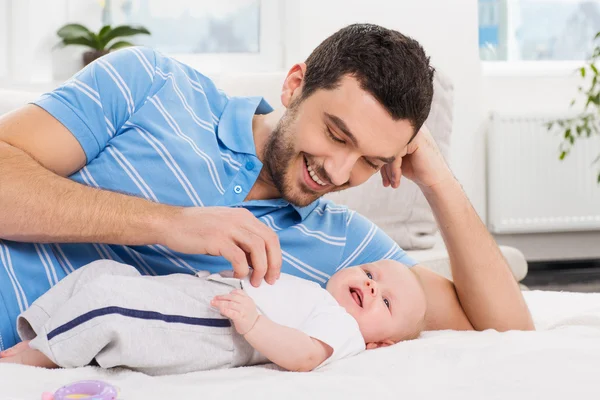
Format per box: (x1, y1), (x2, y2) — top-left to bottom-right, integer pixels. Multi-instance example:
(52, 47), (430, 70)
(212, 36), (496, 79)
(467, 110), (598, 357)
(212, 290), (332, 372)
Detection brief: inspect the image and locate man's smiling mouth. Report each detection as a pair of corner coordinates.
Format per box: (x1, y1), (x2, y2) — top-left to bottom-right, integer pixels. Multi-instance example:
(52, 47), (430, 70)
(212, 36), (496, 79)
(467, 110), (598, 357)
(304, 155), (329, 187)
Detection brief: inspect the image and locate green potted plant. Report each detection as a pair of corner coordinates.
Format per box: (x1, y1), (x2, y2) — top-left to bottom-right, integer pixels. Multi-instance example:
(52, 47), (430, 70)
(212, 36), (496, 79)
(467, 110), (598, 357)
(56, 23), (151, 66)
(547, 31), (600, 184)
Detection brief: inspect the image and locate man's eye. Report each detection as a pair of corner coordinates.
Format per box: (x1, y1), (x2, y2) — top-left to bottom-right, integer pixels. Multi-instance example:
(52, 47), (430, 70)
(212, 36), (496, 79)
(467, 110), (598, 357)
(365, 271), (373, 279)
(383, 298), (390, 309)
(363, 158), (381, 170)
(326, 128), (345, 144)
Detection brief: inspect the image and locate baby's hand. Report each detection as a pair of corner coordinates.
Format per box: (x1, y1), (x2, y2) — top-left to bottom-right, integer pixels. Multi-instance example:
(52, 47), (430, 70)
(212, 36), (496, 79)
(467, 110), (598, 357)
(211, 289), (259, 335)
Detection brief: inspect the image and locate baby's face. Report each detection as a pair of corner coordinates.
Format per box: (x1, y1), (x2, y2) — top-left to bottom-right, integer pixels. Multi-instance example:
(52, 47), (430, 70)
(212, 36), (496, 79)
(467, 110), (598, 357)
(326, 260), (427, 346)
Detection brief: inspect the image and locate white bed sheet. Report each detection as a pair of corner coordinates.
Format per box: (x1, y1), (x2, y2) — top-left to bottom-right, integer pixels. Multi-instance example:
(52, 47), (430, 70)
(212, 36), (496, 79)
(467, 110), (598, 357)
(1, 290), (600, 400)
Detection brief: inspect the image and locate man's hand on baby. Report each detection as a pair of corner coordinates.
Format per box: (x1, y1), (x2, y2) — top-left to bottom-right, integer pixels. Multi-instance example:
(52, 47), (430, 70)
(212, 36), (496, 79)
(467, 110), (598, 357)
(161, 206), (282, 287)
(211, 289), (259, 335)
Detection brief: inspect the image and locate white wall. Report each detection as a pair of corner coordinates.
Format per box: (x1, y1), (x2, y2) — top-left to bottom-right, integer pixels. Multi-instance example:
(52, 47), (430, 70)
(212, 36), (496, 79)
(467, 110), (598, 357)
(7, 0), (71, 83)
(283, 0), (487, 218)
(0, 0), (8, 79)
(0, 0), (105, 85)
(483, 71), (581, 115)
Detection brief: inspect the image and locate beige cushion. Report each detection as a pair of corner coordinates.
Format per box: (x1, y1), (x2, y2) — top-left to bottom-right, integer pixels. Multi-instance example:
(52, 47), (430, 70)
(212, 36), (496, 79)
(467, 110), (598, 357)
(408, 241), (528, 282)
(326, 69), (454, 250)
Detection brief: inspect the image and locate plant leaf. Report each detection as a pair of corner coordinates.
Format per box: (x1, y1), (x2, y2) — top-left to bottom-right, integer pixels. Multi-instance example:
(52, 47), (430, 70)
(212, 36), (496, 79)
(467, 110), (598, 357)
(591, 63), (599, 75)
(61, 36), (100, 49)
(597, 172), (600, 184)
(107, 40), (135, 50)
(57, 23), (93, 39)
(99, 25), (150, 49)
(560, 151), (567, 160)
(581, 67), (586, 77)
(98, 25), (112, 40)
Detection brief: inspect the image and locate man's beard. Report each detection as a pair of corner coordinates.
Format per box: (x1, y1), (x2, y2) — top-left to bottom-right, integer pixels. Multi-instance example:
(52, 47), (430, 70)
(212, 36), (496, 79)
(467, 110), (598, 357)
(263, 103), (323, 207)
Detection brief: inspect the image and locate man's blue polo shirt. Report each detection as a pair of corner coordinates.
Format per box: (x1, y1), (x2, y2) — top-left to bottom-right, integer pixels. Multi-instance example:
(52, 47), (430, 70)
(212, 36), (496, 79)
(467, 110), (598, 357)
(0, 47), (416, 350)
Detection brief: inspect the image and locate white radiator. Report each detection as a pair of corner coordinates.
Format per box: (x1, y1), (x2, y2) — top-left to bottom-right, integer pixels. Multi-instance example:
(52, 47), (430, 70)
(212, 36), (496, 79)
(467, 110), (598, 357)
(487, 112), (600, 234)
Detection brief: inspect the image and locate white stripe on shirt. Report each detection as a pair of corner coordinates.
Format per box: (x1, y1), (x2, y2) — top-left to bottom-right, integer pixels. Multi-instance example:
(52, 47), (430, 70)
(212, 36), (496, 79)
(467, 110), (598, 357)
(282, 253), (327, 284)
(292, 224), (346, 246)
(282, 250), (330, 280)
(156, 67), (214, 133)
(337, 223), (377, 271)
(97, 59), (134, 116)
(128, 47), (153, 79)
(129, 122), (205, 207)
(149, 96), (225, 195)
(0, 241), (28, 312)
(106, 146), (159, 202)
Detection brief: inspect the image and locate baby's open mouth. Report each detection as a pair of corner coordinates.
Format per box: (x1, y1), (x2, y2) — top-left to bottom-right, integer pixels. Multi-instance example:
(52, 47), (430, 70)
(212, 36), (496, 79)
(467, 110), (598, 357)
(350, 288), (363, 308)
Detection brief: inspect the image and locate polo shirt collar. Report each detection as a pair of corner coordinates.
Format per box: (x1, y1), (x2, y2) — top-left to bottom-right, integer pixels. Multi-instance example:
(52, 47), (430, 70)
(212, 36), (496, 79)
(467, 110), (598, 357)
(292, 200), (321, 221)
(217, 96), (273, 155)
(217, 95), (320, 221)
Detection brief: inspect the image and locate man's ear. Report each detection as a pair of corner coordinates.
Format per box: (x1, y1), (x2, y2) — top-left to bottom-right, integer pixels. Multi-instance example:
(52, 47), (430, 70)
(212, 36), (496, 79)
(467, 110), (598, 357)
(281, 63), (306, 108)
(365, 339), (395, 350)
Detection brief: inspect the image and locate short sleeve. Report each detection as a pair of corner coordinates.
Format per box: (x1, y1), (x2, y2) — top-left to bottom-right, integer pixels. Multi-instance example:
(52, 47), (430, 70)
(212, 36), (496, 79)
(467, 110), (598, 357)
(299, 294), (365, 368)
(340, 210), (418, 269)
(33, 47), (158, 162)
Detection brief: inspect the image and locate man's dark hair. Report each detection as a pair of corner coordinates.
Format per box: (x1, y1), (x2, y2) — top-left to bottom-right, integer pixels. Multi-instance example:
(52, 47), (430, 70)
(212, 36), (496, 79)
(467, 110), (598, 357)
(301, 23), (435, 134)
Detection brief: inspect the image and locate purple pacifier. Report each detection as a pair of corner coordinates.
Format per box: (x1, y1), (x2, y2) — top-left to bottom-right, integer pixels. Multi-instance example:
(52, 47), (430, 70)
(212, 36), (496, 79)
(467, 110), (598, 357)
(42, 380), (118, 400)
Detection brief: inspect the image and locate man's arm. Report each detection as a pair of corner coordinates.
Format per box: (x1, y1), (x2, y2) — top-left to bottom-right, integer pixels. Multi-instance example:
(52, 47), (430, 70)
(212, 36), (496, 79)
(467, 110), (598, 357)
(0, 105), (281, 285)
(411, 265), (474, 331)
(419, 177), (534, 332)
(383, 127), (534, 332)
(0, 105), (171, 245)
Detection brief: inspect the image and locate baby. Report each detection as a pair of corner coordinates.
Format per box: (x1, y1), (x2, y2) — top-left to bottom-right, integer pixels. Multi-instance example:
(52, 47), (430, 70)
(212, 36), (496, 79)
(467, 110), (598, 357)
(0, 259), (427, 374)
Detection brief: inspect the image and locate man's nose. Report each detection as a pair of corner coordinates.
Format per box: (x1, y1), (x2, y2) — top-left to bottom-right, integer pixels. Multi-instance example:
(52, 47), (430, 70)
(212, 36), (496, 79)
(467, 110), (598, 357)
(326, 153), (358, 186)
(365, 279), (378, 297)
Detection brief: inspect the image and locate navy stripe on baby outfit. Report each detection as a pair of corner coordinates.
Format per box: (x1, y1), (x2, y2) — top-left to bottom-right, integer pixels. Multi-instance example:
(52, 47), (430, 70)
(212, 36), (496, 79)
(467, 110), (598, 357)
(47, 306), (231, 341)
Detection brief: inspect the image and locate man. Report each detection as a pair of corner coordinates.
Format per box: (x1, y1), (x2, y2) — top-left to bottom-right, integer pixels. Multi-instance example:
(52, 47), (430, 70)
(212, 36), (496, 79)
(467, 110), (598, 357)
(0, 24), (533, 350)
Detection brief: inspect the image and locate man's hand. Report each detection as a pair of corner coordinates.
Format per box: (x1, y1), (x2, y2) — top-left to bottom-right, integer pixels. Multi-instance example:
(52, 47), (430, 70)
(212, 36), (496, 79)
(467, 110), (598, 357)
(211, 289), (259, 335)
(380, 126), (454, 190)
(160, 207), (282, 287)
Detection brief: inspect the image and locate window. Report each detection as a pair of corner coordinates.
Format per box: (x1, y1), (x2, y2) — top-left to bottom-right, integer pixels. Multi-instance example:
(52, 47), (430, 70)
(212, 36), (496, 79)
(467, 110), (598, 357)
(106, 0), (283, 72)
(479, 0), (600, 61)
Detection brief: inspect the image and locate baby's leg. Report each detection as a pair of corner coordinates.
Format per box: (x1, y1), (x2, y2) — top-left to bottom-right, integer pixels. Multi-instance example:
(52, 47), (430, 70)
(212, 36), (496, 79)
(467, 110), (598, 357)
(0, 340), (30, 358)
(17, 260), (141, 341)
(0, 344), (57, 368)
(28, 273), (237, 375)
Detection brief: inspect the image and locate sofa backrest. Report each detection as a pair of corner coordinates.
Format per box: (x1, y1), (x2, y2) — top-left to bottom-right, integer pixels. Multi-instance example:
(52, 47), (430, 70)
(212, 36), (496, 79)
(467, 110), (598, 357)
(0, 89), (41, 117)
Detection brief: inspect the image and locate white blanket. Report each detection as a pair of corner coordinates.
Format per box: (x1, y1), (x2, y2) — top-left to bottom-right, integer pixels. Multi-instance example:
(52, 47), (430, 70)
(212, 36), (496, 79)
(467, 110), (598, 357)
(1, 290), (599, 400)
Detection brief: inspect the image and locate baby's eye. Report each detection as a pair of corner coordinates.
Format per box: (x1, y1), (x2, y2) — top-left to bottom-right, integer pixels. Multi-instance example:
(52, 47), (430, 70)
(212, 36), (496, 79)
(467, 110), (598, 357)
(383, 298), (390, 309)
(365, 271), (373, 279)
